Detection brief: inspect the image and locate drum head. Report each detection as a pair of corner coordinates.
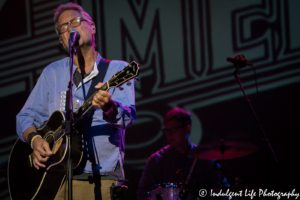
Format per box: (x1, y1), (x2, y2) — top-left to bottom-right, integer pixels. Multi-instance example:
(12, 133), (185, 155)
(148, 183), (199, 200)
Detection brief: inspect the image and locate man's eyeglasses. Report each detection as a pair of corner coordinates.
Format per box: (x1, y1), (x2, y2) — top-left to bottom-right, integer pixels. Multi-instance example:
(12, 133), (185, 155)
(56, 17), (87, 34)
(161, 125), (186, 134)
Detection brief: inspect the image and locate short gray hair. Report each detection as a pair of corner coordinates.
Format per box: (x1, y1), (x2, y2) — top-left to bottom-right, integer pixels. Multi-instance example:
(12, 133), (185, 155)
(53, 2), (93, 36)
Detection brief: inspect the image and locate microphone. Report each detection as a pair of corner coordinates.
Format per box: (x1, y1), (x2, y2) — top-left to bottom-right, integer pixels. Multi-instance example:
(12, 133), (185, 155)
(68, 28), (80, 47)
(227, 54), (252, 69)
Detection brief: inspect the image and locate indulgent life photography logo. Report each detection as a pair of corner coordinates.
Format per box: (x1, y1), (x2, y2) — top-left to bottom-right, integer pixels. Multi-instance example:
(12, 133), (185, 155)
(198, 188), (299, 199)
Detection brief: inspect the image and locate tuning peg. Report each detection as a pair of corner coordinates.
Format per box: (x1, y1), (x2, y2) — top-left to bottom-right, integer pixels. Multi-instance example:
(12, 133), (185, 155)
(126, 81), (132, 86)
(118, 86), (124, 91)
(134, 77), (140, 82)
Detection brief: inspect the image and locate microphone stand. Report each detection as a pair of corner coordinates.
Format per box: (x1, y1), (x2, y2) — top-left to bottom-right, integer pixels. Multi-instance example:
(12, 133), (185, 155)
(233, 66), (279, 165)
(64, 38), (76, 200)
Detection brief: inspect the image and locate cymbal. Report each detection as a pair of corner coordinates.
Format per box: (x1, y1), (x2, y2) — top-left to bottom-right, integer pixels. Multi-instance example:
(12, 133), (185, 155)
(189, 141), (257, 160)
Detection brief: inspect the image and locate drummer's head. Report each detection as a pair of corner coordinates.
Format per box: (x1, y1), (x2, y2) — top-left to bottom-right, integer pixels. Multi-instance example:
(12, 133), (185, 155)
(163, 108), (192, 148)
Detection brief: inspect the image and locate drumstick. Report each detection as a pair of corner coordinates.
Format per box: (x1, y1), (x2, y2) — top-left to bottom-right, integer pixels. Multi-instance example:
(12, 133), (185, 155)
(185, 158), (197, 184)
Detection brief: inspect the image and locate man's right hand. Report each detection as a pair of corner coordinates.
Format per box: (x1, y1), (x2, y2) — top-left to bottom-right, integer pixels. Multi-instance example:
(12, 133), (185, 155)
(32, 137), (53, 170)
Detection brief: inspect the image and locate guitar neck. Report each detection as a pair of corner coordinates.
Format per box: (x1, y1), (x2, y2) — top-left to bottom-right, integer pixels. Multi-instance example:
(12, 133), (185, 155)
(72, 81), (109, 125)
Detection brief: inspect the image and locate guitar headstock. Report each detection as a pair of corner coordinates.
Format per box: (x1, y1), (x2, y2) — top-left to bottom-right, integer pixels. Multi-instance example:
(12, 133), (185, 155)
(108, 61), (140, 88)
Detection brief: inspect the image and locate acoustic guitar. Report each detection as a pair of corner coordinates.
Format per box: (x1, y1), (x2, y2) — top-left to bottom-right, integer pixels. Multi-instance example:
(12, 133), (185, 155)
(8, 61), (140, 200)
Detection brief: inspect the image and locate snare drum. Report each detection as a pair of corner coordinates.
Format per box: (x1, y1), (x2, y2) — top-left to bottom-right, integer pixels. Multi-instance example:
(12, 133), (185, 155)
(148, 183), (199, 200)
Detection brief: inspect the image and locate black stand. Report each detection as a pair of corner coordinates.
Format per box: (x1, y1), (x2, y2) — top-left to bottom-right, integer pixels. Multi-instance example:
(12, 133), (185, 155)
(219, 140), (225, 190)
(64, 39), (76, 200)
(233, 69), (279, 164)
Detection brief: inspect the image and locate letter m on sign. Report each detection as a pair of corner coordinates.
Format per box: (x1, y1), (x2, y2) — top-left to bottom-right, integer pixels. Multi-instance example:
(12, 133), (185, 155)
(102, 1), (185, 94)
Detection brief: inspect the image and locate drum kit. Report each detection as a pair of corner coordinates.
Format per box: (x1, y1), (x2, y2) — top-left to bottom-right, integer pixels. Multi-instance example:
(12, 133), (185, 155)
(148, 140), (258, 200)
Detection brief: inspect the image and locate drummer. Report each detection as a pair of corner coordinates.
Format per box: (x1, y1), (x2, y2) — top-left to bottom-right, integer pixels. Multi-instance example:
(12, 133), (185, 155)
(137, 108), (229, 199)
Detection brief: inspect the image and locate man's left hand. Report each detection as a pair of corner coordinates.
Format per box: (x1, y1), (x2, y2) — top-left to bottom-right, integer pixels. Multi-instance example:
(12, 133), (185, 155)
(92, 82), (114, 111)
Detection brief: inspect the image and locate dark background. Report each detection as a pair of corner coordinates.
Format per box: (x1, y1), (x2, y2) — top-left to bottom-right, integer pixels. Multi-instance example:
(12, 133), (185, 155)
(0, 0), (300, 199)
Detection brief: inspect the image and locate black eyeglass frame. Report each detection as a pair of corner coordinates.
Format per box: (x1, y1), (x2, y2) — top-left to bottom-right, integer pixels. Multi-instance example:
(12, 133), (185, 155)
(161, 125), (187, 134)
(56, 17), (88, 34)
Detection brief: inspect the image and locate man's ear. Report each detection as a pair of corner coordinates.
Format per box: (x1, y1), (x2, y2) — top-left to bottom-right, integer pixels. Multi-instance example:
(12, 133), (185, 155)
(90, 22), (96, 34)
(59, 37), (66, 49)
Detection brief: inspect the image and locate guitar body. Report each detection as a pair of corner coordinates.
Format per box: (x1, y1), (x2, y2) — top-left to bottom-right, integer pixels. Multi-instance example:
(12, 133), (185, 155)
(8, 110), (83, 200)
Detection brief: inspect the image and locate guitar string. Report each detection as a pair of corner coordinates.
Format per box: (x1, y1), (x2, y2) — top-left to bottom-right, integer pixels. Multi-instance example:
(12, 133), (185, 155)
(74, 83), (107, 115)
(29, 125), (63, 158)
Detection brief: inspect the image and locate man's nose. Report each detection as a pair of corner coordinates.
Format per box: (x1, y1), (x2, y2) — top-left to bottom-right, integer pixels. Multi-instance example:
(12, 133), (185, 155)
(67, 23), (74, 31)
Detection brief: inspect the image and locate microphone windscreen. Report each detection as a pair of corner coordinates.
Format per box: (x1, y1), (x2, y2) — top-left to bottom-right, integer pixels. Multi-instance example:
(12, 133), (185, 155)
(69, 28), (80, 40)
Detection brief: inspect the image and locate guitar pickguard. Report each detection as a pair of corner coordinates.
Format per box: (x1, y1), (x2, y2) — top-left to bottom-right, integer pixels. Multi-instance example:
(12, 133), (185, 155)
(53, 137), (63, 154)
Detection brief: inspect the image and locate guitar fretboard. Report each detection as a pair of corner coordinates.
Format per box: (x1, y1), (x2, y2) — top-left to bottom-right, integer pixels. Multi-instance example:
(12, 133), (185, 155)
(72, 82), (109, 124)
(72, 67), (133, 124)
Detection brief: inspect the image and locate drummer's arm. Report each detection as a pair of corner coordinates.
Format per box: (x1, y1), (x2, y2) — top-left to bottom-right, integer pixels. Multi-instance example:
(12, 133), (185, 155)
(137, 156), (158, 200)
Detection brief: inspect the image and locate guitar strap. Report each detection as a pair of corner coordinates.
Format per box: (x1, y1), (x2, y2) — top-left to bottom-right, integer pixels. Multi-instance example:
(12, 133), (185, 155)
(84, 58), (111, 120)
(66, 58), (111, 125)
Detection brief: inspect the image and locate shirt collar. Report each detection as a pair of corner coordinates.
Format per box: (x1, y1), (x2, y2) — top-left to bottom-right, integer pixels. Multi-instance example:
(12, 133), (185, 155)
(73, 52), (102, 89)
